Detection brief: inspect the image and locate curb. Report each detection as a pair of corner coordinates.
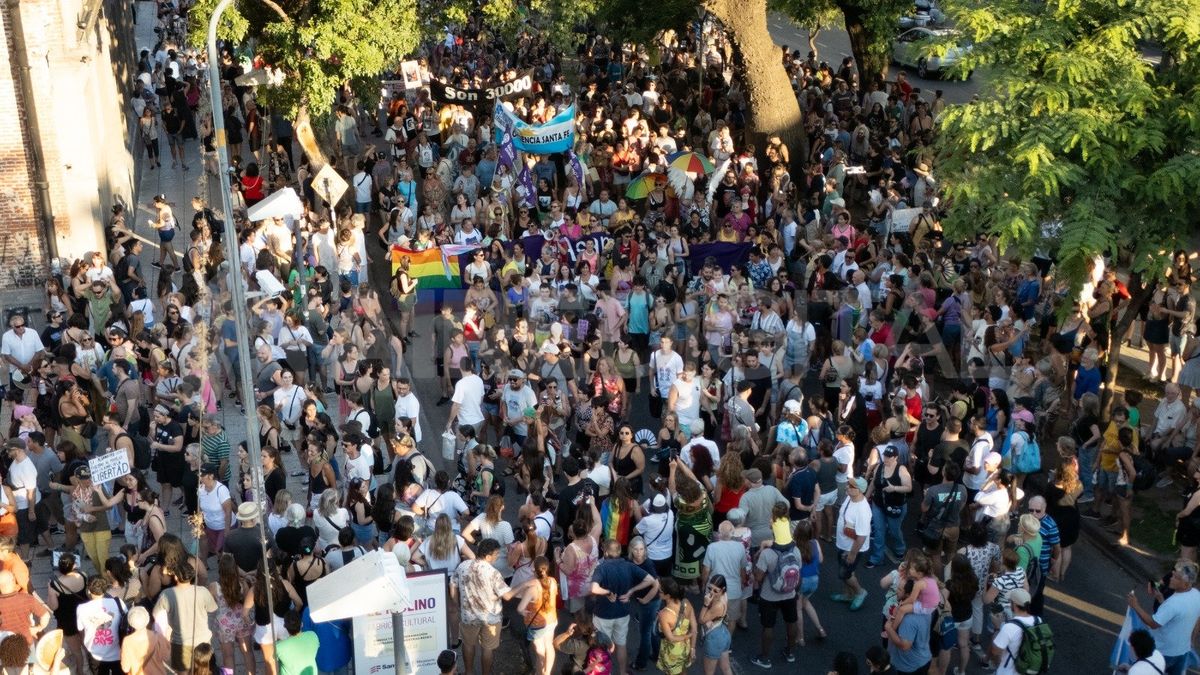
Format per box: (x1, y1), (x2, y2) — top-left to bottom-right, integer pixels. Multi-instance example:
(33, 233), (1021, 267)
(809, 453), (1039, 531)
(1079, 518), (1173, 582)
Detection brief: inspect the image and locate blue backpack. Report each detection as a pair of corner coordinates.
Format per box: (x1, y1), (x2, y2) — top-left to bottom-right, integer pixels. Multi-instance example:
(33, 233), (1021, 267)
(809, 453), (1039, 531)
(1013, 430), (1041, 474)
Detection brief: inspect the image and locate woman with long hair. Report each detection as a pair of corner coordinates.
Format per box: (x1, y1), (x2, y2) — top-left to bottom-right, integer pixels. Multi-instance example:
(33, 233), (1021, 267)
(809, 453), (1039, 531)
(670, 466), (713, 586)
(210, 553), (254, 675)
(249, 558), (303, 675)
(712, 453), (746, 527)
(305, 440), (337, 512)
(1047, 438), (1083, 577)
(314, 487), (351, 553)
(699, 574), (733, 675)
(610, 423), (646, 496)
(600, 477), (642, 549)
(518, 556), (559, 675)
(946, 554), (980, 675)
(559, 498), (602, 613)
(142, 532), (206, 602)
(956, 523), (1000, 657)
(793, 520), (826, 645)
(463, 495), (516, 579)
(509, 518), (547, 589)
(422, 513), (473, 645)
(346, 478), (376, 549)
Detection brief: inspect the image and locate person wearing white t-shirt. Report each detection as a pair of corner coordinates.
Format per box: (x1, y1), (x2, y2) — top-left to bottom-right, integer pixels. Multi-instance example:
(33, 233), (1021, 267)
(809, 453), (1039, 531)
(1, 315), (44, 386)
(1128, 561), (1200, 675)
(413, 483), (470, 533)
(448, 360), (487, 435)
(649, 337), (684, 418)
(989, 588), (1038, 675)
(1125, 629), (1167, 675)
(964, 417), (995, 494)
(342, 434), (374, 487)
(680, 421), (720, 471)
(835, 477), (872, 610)
(833, 429), (856, 504)
(667, 362), (702, 428)
(77, 577), (125, 670)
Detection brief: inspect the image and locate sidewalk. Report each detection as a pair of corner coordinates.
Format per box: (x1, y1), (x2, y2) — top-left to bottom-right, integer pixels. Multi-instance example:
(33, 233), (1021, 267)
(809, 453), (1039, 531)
(1078, 337), (1181, 582)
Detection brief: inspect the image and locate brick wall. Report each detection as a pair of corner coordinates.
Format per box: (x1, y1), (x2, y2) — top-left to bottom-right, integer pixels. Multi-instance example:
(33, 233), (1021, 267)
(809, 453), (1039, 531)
(0, 5), (47, 292)
(0, 0), (139, 311)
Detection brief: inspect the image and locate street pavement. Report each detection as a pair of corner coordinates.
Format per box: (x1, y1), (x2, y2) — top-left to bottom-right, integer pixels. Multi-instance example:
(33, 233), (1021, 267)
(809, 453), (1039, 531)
(402, 310), (1137, 675)
(17, 5), (1141, 672)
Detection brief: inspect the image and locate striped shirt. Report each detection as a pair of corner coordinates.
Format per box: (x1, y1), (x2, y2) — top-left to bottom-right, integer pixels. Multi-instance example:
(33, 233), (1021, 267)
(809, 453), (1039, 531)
(1037, 514), (1060, 574)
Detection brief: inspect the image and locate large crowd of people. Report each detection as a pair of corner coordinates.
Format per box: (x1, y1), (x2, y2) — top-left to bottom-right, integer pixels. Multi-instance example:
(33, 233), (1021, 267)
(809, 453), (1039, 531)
(1, 1), (1199, 674)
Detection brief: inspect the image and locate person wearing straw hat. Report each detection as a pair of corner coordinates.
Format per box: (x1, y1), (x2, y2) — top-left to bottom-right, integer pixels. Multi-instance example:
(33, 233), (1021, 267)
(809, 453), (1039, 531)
(223, 501), (265, 574)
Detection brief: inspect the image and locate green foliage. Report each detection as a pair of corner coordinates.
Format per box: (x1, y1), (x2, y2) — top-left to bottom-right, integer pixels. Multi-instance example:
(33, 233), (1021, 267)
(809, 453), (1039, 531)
(937, 0), (1200, 291)
(771, 0), (841, 37)
(189, 0), (418, 120)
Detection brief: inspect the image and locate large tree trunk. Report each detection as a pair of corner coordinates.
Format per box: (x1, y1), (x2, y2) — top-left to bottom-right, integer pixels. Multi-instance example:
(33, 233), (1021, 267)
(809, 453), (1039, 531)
(1102, 272), (1156, 411)
(808, 27), (821, 59)
(293, 104), (329, 167)
(841, 3), (889, 87)
(707, 0), (806, 170)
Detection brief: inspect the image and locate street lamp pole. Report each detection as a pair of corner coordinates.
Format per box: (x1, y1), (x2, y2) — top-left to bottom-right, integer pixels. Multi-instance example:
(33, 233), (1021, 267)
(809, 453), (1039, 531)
(206, 0), (277, 641)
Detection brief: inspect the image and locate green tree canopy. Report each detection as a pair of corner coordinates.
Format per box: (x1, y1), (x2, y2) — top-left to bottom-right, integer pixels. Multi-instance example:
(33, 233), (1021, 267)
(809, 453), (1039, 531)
(936, 0), (1200, 287)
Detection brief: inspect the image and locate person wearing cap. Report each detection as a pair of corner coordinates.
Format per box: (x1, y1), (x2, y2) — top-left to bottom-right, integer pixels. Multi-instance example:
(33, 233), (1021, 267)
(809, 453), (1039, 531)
(1127, 560), (1200, 675)
(529, 340), (579, 401)
(773, 399), (810, 450)
(501, 369), (538, 450)
(987, 587), (1039, 675)
(196, 464), (233, 561)
(864, 444), (912, 568)
(120, 603), (171, 674)
(833, 476), (872, 610)
(71, 463), (126, 573)
(972, 454), (1017, 542)
(737, 468), (788, 547)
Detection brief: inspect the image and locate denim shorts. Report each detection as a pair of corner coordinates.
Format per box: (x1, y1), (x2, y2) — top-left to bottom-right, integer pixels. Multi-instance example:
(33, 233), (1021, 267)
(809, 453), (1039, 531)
(702, 623), (731, 660)
(800, 576), (819, 598)
(1097, 469), (1118, 493)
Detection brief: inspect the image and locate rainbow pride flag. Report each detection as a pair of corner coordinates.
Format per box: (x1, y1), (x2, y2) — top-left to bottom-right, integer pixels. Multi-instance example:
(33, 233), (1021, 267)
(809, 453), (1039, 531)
(389, 245), (479, 290)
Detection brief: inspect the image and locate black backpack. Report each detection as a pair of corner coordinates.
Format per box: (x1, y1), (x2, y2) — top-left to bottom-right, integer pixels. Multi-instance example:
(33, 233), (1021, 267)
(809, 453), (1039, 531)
(394, 451), (434, 490)
(117, 433), (152, 471)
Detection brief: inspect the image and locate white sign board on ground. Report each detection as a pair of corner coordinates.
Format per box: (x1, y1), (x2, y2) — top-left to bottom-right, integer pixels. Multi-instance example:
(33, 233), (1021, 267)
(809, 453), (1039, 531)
(88, 451), (131, 485)
(312, 164), (349, 206)
(352, 570), (449, 675)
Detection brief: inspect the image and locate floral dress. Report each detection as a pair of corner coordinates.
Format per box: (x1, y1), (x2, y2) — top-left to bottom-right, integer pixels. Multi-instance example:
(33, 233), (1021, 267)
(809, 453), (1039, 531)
(215, 584), (252, 641)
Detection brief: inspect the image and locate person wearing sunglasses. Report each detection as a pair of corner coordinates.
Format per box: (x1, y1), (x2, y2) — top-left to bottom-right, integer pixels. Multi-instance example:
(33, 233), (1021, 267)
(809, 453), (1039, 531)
(1, 313), (45, 389)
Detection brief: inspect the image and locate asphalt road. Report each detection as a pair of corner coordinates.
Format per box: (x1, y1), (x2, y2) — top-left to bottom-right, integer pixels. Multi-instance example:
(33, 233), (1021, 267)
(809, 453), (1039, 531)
(765, 13), (983, 104)
(397, 303), (1137, 675)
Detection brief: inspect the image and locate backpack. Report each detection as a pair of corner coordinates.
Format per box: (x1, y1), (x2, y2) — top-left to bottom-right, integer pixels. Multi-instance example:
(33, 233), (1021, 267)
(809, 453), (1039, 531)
(1131, 452), (1157, 492)
(1004, 616), (1054, 674)
(768, 544), (802, 595)
(1012, 430), (1041, 474)
(1017, 541), (1043, 594)
(395, 450), (435, 490)
(117, 433), (153, 471)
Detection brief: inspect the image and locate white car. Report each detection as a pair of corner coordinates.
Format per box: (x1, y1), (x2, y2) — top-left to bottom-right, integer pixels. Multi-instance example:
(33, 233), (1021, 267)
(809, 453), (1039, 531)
(892, 27), (972, 79)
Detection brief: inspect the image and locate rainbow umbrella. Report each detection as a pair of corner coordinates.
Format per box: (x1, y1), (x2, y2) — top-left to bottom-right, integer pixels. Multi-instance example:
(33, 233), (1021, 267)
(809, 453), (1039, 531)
(626, 172), (669, 199)
(667, 151), (715, 175)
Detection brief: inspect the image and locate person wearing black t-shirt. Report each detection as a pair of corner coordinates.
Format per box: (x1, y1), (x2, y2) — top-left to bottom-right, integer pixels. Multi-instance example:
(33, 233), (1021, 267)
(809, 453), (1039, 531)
(150, 405), (184, 515)
(224, 502), (265, 574)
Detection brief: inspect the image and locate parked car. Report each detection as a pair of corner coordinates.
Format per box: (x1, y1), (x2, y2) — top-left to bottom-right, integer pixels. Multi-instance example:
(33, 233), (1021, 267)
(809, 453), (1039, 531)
(892, 27), (973, 78)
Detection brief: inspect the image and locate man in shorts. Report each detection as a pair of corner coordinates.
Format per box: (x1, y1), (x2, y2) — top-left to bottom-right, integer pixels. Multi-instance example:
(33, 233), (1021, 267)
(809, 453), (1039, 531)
(452, 539), (524, 675)
(752, 523), (800, 668)
(588, 538), (660, 675)
(834, 477), (872, 610)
